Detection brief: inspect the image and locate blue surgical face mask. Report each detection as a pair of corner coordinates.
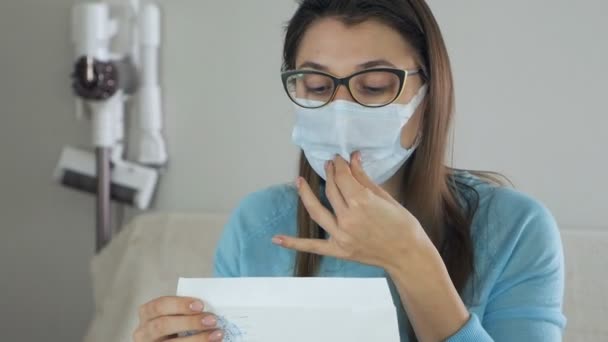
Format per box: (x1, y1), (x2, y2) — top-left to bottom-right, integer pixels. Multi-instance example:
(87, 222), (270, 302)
(291, 84), (427, 184)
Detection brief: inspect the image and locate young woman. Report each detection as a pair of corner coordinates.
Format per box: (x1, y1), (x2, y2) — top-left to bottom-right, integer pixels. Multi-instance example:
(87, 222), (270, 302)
(134, 1), (565, 341)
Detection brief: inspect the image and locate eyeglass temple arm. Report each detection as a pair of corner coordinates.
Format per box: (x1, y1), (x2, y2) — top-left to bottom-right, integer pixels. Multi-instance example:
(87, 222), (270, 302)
(408, 68), (428, 81)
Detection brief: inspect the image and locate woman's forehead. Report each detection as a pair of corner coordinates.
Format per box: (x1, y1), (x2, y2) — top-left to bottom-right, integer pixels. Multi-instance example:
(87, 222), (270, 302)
(295, 17), (417, 74)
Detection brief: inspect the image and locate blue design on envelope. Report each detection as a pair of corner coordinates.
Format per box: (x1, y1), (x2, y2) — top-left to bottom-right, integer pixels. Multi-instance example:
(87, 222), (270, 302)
(217, 315), (245, 341)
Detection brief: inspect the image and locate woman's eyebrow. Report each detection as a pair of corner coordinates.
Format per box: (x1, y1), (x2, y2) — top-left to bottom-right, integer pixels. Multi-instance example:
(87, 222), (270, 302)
(357, 59), (397, 69)
(297, 61), (329, 71)
(296, 59), (398, 71)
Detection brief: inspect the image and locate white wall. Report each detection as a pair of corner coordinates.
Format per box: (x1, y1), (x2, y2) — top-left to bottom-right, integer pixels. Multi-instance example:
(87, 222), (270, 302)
(0, 1), (605, 341)
(432, 0), (608, 230)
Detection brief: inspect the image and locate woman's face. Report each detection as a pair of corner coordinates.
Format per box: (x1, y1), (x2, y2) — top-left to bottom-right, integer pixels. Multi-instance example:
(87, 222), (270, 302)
(295, 17), (425, 149)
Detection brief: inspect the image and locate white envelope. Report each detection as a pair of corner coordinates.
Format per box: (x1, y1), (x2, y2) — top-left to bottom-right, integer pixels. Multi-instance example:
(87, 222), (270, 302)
(177, 277), (401, 342)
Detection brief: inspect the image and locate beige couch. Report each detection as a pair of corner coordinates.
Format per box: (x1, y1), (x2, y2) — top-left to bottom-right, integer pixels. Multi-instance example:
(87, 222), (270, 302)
(83, 213), (607, 342)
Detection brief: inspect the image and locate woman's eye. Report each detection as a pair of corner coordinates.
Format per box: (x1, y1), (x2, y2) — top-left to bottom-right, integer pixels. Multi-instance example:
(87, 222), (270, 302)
(361, 85), (389, 94)
(306, 85), (331, 94)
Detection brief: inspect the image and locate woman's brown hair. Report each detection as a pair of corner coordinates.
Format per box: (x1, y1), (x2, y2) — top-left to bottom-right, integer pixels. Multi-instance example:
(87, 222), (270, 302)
(283, 1), (487, 335)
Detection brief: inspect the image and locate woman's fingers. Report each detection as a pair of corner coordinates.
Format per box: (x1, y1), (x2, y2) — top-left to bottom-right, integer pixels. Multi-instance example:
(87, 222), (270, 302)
(325, 160), (348, 215)
(297, 176), (340, 237)
(332, 156), (365, 202)
(139, 296), (205, 322)
(134, 313), (220, 342)
(134, 296), (226, 342)
(165, 329), (225, 342)
(273, 235), (340, 258)
(349, 152), (399, 206)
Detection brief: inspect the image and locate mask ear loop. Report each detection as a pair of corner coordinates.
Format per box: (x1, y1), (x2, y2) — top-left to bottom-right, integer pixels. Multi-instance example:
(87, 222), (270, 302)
(407, 83), (429, 108)
(399, 83), (428, 151)
(410, 131), (423, 150)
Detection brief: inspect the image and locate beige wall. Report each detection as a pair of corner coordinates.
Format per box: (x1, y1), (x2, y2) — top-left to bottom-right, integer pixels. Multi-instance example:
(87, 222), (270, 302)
(0, 1), (95, 341)
(0, 0), (605, 340)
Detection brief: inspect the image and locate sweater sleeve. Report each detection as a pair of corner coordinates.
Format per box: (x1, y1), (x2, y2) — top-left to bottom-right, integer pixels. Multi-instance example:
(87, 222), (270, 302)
(446, 198), (566, 341)
(212, 205), (243, 277)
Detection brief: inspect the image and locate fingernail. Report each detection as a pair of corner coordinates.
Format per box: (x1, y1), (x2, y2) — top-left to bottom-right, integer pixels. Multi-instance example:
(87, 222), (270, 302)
(295, 177), (302, 189)
(356, 152), (362, 163)
(272, 236), (284, 245)
(202, 315), (217, 327)
(324, 160), (330, 170)
(210, 330), (224, 341)
(189, 301), (204, 312)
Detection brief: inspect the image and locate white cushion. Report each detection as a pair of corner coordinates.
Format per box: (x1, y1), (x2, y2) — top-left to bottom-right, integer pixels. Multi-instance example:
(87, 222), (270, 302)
(562, 228), (608, 341)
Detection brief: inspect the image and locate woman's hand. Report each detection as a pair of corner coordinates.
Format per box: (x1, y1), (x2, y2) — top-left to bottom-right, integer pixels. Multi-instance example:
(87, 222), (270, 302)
(272, 153), (432, 273)
(133, 296), (224, 342)
(273, 153), (470, 340)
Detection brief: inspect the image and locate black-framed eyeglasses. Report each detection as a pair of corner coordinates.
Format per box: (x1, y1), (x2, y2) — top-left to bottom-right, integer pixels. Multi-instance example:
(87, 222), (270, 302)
(281, 67), (424, 109)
